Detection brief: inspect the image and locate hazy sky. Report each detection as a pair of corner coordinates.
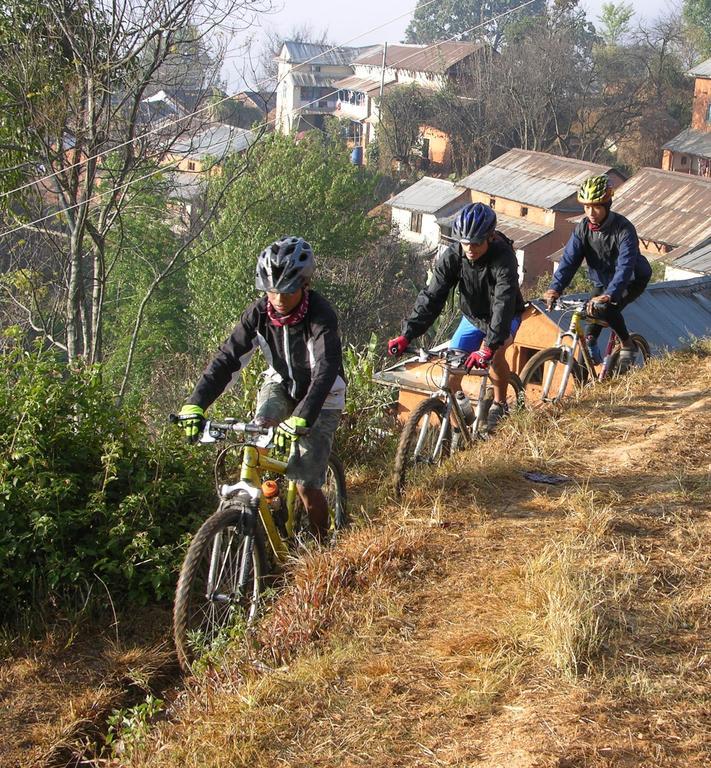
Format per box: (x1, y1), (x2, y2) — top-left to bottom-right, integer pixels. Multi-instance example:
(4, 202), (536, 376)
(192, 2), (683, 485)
(222, 0), (685, 89)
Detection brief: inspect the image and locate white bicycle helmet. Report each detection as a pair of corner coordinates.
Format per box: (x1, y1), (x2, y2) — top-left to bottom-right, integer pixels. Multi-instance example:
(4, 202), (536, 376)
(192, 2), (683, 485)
(255, 236), (315, 293)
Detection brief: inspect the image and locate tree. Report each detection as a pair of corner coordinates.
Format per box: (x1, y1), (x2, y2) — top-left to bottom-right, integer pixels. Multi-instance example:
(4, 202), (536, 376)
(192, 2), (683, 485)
(187, 129), (384, 347)
(598, 2), (634, 46)
(0, 0), (271, 366)
(405, 0), (546, 51)
(376, 84), (432, 174)
(683, 0), (711, 57)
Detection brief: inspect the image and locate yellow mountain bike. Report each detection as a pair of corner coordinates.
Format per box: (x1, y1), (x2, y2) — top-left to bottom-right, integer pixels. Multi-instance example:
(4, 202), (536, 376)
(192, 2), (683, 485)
(520, 298), (651, 407)
(170, 416), (347, 672)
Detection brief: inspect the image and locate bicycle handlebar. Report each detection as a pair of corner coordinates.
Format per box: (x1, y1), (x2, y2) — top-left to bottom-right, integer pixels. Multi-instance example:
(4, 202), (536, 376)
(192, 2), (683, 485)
(416, 347), (490, 373)
(169, 414), (309, 439)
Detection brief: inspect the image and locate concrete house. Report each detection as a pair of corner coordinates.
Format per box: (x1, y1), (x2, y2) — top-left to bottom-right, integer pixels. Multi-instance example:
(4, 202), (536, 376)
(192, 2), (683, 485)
(386, 177), (470, 250)
(662, 237), (711, 280)
(334, 42), (486, 162)
(455, 149), (626, 287)
(274, 42), (375, 135)
(661, 57), (711, 177)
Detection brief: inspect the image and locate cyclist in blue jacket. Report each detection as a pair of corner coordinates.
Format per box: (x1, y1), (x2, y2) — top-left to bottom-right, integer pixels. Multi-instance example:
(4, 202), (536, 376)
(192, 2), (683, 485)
(544, 174), (652, 369)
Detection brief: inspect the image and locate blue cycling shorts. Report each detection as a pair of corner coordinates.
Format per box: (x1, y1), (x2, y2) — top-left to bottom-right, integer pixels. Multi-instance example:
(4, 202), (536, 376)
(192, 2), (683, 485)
(449, 314), (522, 353)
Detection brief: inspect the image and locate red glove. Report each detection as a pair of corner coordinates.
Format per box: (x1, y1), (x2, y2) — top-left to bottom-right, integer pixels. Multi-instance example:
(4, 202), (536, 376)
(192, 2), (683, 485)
(465, 345), (493, 371)
(387, 335), (409, 357)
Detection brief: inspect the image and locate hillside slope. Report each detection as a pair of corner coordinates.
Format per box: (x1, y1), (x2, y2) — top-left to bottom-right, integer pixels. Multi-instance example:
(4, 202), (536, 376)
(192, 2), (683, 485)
(1, 345), (708, 767)
(126, 343), (710, 768)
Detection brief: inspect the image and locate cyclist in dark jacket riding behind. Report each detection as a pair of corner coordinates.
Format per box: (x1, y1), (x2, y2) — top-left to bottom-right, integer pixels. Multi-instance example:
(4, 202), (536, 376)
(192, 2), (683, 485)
(388, 202), (525, 428)
(178, 236), (345, 540)
(544, 174), (652, 368)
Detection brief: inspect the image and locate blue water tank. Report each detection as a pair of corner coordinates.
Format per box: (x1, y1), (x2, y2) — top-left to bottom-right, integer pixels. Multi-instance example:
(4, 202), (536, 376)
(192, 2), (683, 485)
(350, 146), (363, 165)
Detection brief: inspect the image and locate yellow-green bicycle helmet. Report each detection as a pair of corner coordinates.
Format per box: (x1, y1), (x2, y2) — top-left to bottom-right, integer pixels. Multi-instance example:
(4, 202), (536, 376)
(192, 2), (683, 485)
(577, 174), (613, 205)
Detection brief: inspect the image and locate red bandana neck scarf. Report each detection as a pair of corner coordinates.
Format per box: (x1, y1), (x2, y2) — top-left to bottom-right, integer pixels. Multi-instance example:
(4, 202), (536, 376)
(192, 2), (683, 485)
(267, 290), (310, 327)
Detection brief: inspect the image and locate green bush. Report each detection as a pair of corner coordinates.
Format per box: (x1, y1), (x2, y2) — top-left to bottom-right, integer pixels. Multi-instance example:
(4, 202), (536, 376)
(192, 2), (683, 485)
(0, 344), (213, 623)
(335, 336), (398, 467)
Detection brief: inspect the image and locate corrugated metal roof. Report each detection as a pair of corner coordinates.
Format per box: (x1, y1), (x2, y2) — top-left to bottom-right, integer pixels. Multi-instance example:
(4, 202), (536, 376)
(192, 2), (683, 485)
(354, 42), (483, 74)
(172, 124), (255, 160)
(280, 42), (374, 66)
(289, 72), (333, 86)
(334, 74), (397, 97)
(533, 276), (711, 355)
(611, 168), (711, 248)
(387, 177), (469, 214)
(436, 210), (552, 249)
(688, 57), (711, 78)
(662, 127), (711, 158)
(668, 237), (711, 274)
(457, 149), (616, 209)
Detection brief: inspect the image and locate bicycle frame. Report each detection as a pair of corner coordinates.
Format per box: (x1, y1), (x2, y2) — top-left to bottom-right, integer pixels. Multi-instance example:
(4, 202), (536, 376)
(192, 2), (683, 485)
(540, 303), (618, 402)
(416, 352), (492, 459)
(205, 423), (301, 564)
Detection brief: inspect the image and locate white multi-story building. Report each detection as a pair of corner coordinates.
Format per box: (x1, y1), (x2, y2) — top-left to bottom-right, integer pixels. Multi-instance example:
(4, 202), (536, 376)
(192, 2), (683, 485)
(274, 42), (376, 135)
(335, 42), (485, 151)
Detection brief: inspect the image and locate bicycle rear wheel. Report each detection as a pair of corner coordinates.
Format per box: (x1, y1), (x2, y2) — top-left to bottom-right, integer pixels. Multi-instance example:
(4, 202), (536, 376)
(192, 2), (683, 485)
(607, 333), (650, 377)
(392, 398), (450, 497)
(173, 502), (266, 672)
(478, 372), (524, 431)
(520, 347), (585, 408)
(293, 453), (349, 537)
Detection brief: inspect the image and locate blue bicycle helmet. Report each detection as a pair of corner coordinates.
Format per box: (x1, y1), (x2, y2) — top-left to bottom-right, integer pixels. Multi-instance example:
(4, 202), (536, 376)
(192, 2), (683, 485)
(255, 236), (315, 293)
(452, 203), (497, 244)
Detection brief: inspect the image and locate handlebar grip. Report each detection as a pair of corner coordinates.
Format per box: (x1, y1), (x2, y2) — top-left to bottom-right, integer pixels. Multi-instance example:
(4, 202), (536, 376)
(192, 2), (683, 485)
(169, 413), (178, 424)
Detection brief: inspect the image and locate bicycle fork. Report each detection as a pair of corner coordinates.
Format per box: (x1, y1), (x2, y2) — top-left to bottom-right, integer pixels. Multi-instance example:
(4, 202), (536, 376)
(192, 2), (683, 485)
(205, 503), (257, 603)
(541, 333), (578, 402)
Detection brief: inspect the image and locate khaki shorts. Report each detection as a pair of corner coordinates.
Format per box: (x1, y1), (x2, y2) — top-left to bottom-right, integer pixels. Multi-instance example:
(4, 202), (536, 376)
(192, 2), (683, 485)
(255, 381), (341, 489)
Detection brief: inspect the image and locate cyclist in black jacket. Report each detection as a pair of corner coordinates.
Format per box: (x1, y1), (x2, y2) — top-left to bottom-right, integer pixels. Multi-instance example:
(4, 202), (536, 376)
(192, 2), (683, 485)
(178, 236), (345, 540)
(388, 202), (525, 427)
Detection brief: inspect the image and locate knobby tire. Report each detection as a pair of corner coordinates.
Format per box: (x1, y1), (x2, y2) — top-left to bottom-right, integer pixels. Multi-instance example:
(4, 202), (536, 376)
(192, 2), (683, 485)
(393, 398), (450, 497)
(520, 346), (585, 407)
(173, 502), (266, 673)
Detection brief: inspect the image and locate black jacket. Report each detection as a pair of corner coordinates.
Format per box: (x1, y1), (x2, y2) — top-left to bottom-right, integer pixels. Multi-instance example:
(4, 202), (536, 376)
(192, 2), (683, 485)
(188, 290), (346, 425)
(402, 232), (525, 352)
(550, 212), (652, 302)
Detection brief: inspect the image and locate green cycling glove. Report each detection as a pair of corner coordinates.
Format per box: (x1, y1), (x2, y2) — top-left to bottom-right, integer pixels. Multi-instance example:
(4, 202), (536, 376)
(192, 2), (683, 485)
(178, 404), (205, 444)
(275, 415), (308, 452)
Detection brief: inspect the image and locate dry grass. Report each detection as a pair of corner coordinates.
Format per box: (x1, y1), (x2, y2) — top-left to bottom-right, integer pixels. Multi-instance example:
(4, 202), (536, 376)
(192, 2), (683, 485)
(4, 343), (710, 767)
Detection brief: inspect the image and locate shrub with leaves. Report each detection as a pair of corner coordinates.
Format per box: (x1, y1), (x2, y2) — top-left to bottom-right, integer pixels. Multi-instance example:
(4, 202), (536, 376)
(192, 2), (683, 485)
(0, 344), (213, 623)
(335, 336), (398, 466)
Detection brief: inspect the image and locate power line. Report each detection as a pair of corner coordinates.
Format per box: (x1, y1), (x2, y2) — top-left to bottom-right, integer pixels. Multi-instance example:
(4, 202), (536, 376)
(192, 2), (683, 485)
(0, 0), (441, 202)
(0, 0), (539, 239)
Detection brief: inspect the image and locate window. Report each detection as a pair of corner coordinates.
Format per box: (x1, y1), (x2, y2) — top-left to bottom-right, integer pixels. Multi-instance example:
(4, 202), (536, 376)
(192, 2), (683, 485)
(681, 155), (688, 166)
(318, 99), (329, 108)
(520, 206), (528, 217)
(489, 197), (496, 209)
(187, 160), (196, 171)
(707, 103), (711, 123)
(410, 212), (423, 233)
(313, 65), (321, 72)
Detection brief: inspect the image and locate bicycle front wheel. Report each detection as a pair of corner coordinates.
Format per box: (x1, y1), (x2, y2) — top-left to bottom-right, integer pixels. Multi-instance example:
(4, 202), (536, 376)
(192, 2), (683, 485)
(173, 503), (266, 672)
(393, 398), (450, 497)
(520, 347), (584, 408)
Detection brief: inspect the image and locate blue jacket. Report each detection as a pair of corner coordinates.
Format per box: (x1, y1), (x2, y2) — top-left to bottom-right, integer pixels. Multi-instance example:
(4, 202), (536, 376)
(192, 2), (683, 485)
(550, 212), (652, 302)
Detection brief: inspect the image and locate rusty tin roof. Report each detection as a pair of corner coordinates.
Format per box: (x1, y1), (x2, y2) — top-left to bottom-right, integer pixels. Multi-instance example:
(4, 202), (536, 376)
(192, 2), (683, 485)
(611, 168), (711, 248)
(457, 149), (617, 210)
